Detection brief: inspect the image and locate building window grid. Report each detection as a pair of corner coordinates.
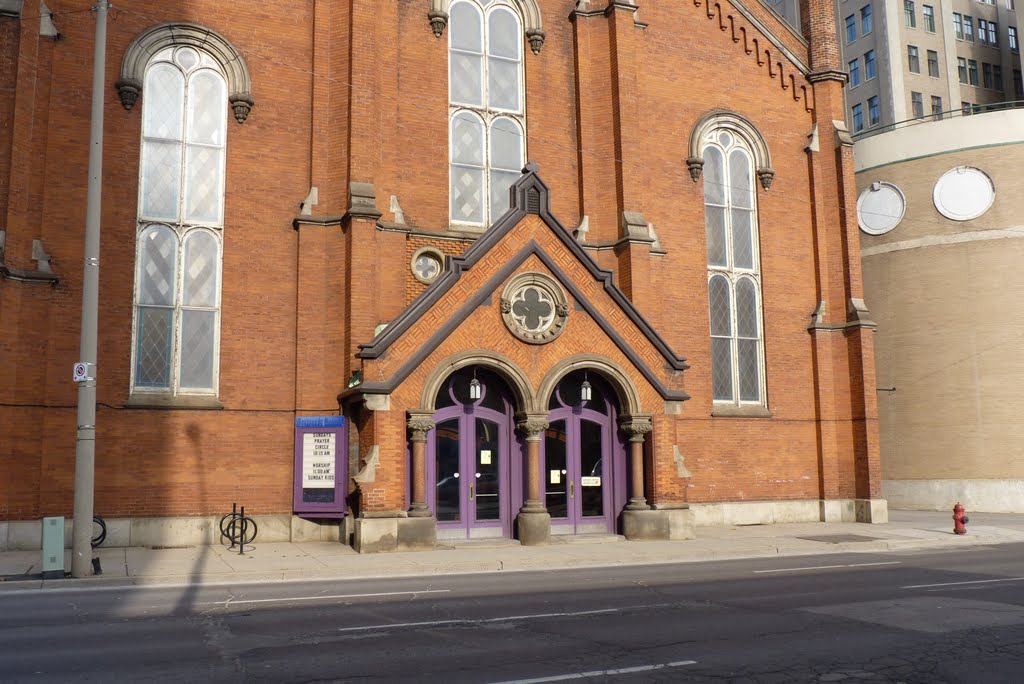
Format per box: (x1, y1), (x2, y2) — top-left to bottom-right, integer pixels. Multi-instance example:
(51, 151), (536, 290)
(852, 103), (864, 132)
(983, 62), (993, 89)
(927, 50), (939, 78)
(905, 1), (916, 28)
(132, 47), (226, 397)
(908, 45), (920, 73)
(1014, 69), (1023, 98)
(868, 96), (880, 126)
(861, 5), (872, 35)
(865, 50), (876, 79)
(923, 5), (935, 33)
(994, 64), (1004, 91)
(965, 16), (975, 42)
(959, 57), (969, 83)
(849, 58), (861, 87)
(448, 0), (527, 230)
(703, 132), (766, 407)
(1010, 27), (1019, 53)
(954, 14), (964, 40)
(846, 14), (857, 44)
(931, 95), (943, 120)
(969, 59), (980, 86)
(911, 92), (924, 118)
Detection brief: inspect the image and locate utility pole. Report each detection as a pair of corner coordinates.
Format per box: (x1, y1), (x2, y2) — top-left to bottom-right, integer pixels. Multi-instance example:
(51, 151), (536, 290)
(71, 0), (108, 578)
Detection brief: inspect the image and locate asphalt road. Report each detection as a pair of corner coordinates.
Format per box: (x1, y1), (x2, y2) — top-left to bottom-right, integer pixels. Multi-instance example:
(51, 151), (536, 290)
(2, 544), (1024, 683)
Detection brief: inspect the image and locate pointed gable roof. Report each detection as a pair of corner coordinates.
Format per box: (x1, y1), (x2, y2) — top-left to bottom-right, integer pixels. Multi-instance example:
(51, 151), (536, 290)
(354, 163), (689, 401)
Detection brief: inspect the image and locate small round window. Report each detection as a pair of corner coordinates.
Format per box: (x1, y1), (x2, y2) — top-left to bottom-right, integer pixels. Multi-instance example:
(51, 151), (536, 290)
(411, 248), (444, 284)
(857, 181), (906, 236)
(933, 166), (995, 221)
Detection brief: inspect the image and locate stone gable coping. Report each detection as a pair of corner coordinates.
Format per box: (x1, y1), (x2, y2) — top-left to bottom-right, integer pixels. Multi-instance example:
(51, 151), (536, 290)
(353, 164), (689, 402)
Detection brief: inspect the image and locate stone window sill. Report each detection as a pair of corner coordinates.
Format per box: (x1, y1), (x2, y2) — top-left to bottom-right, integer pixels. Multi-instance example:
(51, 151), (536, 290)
(124, 394), (224, 410)
(711, 404), (772, 418)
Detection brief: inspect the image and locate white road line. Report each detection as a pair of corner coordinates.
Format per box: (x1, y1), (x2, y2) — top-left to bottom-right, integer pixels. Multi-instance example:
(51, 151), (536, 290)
(488, 660), (698, 683)
(903, 577), (1024, 589)
(754, 561), (901, 574)
(198, 589), (450, 606)
(336, 606), (655, 633)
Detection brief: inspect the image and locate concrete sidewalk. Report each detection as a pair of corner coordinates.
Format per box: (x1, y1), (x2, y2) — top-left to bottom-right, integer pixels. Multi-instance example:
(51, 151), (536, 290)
(2, 511), (1023, 590)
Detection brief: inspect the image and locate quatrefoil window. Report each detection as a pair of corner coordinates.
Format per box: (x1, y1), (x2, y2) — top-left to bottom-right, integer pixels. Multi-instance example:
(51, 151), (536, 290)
(411, 247), (445, 284)
(500, 272), (569, 344)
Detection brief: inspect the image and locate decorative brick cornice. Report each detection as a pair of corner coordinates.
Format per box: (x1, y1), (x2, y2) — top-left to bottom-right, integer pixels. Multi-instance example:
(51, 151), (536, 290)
(690, 0), (812, 113)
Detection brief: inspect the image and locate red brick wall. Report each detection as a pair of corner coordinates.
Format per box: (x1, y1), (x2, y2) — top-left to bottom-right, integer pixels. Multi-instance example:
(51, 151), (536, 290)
(1, 0), (878, 522)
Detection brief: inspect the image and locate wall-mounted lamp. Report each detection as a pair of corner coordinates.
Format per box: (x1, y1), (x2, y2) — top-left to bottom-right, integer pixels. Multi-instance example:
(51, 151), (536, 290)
(469, 370), (481, 400)
(581, 372), (592, 402)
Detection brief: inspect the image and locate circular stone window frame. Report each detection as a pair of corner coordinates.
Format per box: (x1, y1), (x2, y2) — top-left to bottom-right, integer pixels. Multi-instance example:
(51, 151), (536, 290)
(933, 166), (996, 222)
(857, 181), (907, 236)
(500, 272), (570, 345)
(411, 247), (445, 285)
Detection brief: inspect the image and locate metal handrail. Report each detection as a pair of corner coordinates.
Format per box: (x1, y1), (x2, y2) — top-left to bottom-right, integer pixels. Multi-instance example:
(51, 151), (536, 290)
(851, 99), (1024, 141)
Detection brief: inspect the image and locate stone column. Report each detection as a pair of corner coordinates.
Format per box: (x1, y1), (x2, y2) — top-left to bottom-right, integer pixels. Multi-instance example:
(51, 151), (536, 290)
(406, 414), (435, 517)
(516, 415), (549, 513)
(620, 417), (652, 511)
(515, 415), (551, 545)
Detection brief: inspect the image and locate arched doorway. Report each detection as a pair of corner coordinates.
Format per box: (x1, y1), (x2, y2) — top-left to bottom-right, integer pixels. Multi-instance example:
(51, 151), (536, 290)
(544, 371), (627, 535)
(426, 368), (520, 539)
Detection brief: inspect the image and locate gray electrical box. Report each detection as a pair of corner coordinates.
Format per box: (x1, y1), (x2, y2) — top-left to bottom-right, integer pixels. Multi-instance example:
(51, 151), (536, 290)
(41, 516), (64, 580)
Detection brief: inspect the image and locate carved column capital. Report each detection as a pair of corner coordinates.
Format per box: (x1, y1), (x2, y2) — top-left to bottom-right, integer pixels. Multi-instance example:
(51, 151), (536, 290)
(407, 414), (436, 442)
(619, 416), (653, 443)
(516, 414), (550, 441)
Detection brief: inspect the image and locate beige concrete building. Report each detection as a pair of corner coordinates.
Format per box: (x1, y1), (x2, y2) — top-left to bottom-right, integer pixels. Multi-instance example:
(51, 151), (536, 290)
(854, 108), (1024, 512)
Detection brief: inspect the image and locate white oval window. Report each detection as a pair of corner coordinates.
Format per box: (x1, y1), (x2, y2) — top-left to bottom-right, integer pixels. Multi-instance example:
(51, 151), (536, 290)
(857, 182), (906, 235)
(933, 166), (995, 221)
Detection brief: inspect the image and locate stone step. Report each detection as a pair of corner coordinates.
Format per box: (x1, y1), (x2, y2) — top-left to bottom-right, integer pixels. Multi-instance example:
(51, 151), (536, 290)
(440, 538), (523, 550)
(551, 533), (625, 545)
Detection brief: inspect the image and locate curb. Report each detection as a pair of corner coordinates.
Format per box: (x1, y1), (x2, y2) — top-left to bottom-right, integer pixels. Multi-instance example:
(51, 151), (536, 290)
(1, 532), (1013, 594)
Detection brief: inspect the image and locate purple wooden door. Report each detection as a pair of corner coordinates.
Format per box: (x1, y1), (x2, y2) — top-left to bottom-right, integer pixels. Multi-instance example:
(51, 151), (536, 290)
(426, 372), (515, 539)
(543, 375), (625, 535)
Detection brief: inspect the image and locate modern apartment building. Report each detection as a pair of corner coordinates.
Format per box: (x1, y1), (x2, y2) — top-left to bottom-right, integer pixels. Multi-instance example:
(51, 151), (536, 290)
(766, 1), (1024, 132)
(839, 0), (1024, 133)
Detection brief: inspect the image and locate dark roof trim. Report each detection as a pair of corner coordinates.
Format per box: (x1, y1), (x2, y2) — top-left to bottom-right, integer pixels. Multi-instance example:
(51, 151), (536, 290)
(359, 163), (687, 371)
(355, 238), (688, 401)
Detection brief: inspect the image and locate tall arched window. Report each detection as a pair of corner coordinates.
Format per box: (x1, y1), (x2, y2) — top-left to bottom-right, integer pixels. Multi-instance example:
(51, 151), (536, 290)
(704, 130), (765, 406)
(449, 0), (526, 229)
(131, 46), (226, 397)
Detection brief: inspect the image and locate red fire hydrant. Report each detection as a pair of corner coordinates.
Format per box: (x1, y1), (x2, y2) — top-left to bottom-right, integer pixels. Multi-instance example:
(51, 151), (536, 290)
(953, 502), (969, 535)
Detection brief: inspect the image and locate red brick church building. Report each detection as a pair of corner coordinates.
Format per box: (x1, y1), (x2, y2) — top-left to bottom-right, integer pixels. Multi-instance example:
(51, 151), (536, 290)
(0, 0), (885, 552)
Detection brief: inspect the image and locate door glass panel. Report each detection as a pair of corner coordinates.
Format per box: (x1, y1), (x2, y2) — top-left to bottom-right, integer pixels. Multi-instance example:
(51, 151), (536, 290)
(545, 420), (568, 518)
(435, 419), (461, 522)
(474, 418), (500, 521)
(579, 420), (604, 517)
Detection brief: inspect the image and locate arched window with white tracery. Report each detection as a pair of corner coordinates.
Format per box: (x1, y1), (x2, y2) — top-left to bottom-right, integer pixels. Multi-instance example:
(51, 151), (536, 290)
(703, 130), (766, 406)
(449, 0), (526, 229)
(131, 46), (226, 398)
